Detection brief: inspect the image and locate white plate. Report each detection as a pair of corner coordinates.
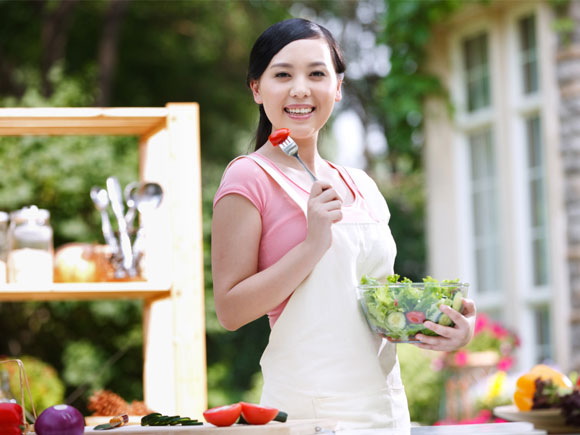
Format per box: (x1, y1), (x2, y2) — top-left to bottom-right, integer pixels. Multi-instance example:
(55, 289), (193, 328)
(494, 405), (580, 434)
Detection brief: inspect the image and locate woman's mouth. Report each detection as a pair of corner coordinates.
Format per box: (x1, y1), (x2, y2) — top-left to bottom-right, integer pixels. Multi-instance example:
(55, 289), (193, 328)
(284, 107), (315, 116)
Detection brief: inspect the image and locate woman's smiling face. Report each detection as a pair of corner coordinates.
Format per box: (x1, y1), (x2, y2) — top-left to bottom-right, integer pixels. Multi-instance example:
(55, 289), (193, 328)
(250, 37), (343, 142)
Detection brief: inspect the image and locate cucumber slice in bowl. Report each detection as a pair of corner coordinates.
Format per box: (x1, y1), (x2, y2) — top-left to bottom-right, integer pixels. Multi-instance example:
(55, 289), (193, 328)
(452, 291), (464, 312)
(386, 312), (406, 330)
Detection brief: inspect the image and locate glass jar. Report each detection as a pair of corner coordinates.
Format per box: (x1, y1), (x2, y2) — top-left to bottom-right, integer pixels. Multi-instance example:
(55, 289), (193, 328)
(7, 206), (54, 284)
(0, 370), (16, 403)
(0, 211), (8, 284)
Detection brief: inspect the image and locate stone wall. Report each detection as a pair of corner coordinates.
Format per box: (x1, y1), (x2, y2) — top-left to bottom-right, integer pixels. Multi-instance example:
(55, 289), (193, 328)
(558, 0), (580, 369)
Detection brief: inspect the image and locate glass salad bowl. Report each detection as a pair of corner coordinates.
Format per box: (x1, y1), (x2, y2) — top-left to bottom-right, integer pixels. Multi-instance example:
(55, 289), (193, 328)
(356, 276), (469, 343)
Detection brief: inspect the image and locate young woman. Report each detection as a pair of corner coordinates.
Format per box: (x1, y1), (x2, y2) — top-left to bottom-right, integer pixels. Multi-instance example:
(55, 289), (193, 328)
(212, 18), (475, 429)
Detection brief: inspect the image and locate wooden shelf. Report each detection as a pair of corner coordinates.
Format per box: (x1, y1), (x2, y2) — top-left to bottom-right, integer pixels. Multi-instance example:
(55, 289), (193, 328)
(0, 107), (169, 136)
(0, 282), (171, 302)
(0, 104), (206, 417)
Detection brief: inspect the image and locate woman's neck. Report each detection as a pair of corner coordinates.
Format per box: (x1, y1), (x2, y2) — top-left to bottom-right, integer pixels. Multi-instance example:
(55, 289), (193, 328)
(257, 138), (323, 175)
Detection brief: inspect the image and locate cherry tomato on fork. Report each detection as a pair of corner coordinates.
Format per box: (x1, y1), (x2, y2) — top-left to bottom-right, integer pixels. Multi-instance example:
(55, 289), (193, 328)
(269, 128), (290, 146)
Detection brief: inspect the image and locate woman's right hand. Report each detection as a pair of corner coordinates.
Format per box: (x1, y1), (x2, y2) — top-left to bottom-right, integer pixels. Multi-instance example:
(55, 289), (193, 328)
(304, 180), (343, 255)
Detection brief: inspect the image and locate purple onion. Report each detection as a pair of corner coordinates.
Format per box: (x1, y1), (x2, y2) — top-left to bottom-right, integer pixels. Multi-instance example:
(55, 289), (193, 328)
(35, 404), (85, 435)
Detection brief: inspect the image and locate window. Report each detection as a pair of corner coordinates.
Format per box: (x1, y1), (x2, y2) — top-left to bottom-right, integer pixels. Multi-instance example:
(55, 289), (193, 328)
(533, 306), (552, 363)
(444, 7), (558, 369)
(518, 14), (539, 94)
(463, 33), (491, 112)
(525, 115), (549, 287)
(469, 128), (500, 294)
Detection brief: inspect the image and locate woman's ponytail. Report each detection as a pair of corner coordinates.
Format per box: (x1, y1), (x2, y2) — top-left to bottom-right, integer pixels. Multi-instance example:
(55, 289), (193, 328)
(254, 105), (272, 151)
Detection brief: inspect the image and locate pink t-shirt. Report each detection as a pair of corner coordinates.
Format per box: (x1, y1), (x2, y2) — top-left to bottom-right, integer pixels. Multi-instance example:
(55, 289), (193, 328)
(213, 153), (371, 327)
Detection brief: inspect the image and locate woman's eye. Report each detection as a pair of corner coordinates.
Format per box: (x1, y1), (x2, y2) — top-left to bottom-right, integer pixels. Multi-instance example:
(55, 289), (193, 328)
(275, 72), (290, 78)
(311, 71), (326, 77)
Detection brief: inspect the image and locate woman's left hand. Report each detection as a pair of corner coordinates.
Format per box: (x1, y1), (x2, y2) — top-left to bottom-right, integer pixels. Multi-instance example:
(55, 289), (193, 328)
(413, 298), (476, 352)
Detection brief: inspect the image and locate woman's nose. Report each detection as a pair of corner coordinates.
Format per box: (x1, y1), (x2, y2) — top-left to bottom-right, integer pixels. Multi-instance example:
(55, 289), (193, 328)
(290, 78), (311, 98)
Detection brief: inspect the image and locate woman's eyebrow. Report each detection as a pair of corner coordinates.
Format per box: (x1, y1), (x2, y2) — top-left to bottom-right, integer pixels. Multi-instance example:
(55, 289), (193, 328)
(269, 61), (328, 68)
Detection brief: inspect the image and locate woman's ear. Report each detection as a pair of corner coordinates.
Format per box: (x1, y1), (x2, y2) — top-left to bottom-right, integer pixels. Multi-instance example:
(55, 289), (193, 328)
(250, 80), (263, 104)
(335, 77), (343, 102)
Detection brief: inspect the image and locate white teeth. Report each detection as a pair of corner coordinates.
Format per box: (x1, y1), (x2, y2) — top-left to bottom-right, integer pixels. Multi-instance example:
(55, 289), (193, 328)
(285, 108), (313, 114)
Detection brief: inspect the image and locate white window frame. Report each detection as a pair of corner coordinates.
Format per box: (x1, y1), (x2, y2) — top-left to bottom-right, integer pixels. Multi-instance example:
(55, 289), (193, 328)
(506, 2), (570, 370)
(450, 18), (507, 314)
(447, 2), (569, 370)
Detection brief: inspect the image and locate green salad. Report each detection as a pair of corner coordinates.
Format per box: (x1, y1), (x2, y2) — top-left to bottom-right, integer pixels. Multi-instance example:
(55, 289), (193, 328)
(358, 274), (468, 342)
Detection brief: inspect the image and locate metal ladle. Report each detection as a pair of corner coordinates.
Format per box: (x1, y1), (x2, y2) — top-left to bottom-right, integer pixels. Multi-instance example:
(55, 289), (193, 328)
(134, 183), (163, 214)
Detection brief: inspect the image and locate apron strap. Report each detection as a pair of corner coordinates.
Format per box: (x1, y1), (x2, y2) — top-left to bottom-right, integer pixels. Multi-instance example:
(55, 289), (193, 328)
(245, 154), (308, 216)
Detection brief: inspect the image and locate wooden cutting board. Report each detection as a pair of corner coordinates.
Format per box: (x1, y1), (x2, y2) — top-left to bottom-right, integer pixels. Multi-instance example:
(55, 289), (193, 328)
(82, 419), (338, 434)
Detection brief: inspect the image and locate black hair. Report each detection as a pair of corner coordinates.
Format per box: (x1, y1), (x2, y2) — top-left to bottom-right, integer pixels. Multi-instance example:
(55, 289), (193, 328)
(246, 18), (346, 151)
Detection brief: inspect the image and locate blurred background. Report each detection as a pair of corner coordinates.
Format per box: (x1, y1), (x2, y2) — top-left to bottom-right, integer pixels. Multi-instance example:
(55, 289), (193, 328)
(0, 0), (578, 426)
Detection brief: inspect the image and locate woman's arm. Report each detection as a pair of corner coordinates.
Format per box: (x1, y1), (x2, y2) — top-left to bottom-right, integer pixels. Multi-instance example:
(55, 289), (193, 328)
(211, 180), (341, 331)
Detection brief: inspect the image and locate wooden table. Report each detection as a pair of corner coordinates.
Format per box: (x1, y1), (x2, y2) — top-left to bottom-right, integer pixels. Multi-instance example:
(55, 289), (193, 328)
(78, 421), (546, 434)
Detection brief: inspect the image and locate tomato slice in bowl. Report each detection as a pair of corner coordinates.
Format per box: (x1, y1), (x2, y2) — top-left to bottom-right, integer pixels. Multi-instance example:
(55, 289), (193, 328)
(240, 402), (278, 425)
(405, 311), (426, 324)
(203, 403), (242, 427)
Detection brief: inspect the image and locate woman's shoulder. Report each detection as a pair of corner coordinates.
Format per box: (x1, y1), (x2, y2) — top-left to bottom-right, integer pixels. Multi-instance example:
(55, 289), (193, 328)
(214, 154), (272, 210)
(338, 165), (391, 219)
(338, 165), (378, 192)
(222, 154), (269, 179)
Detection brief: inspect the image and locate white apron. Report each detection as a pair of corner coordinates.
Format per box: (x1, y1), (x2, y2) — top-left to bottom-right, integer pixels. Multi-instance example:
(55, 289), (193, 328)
(247, 154), (411, 430)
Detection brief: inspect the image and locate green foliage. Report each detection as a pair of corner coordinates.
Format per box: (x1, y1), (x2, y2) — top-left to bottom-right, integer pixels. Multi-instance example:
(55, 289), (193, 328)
(62, 340), (112, 390)
(380, 172), (426, 281)
(380, 0), (464, 171)
(1, 356), (66, 415)
(398, 345), (445, 425)
(550, 0), (574, 45)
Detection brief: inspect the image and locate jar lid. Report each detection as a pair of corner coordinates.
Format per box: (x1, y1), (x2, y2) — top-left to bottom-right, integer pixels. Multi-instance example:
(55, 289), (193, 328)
(10, 205), (50, 223)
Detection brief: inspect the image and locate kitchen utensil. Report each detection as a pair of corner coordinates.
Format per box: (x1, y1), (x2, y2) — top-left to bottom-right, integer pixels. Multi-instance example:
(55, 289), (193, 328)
(123, 181), (140, 231)
(124, 182), (163, 232)
(269, 128), (317, 182)
(90, 187), (120, 255)
(129, 183), (163, 275)
(106, 177), (134, 274)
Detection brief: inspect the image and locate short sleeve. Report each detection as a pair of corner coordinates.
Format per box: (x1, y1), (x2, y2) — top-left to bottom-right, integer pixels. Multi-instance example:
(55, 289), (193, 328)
(213, 157), (271, 213)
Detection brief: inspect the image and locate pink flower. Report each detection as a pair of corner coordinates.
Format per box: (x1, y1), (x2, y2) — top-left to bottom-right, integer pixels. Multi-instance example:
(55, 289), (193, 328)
(454, 350), (468, 367)
(491, 323), (508, 339)
(474, 314), (489, 334)
(497, 356), (513, 371)
(433, 418), (458, 426)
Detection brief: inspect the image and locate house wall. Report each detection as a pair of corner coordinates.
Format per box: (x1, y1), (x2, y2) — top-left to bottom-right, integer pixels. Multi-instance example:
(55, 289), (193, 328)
(423, 0), (573, 370)
(557, 0), (580, 369)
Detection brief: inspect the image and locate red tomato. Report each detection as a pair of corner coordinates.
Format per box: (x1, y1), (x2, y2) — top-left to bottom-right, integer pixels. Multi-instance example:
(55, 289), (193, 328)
(240, 402), (278, 425)
(0, 403), (23, 434)
(203, 403), (242, 427)
(405, 311), (426, 324)
(268, 128), (290, 146)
